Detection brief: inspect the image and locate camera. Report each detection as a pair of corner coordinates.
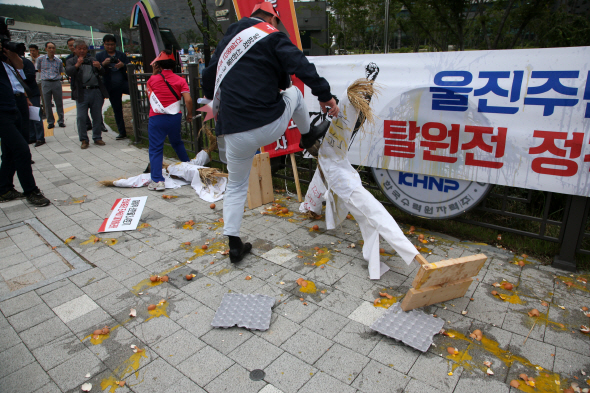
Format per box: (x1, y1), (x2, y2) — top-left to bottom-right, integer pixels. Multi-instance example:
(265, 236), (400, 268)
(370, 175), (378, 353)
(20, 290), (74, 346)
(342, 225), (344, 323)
(109, 56), (118, 64)
(82, 58), (92, 65)
(0, 17), (24, 54)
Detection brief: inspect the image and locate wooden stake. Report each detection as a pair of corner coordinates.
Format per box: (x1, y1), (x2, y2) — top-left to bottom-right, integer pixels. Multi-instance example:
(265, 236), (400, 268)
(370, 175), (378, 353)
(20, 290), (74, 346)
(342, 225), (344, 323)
(289, 153), (303, 202)
(523, 317), (538, 345)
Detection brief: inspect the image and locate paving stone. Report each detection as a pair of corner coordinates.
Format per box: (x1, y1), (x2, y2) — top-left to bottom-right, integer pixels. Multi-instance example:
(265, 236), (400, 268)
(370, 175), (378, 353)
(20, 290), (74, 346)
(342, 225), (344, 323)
(280, 327), (333, 364)
(261, 247), (298, 265)
(7, 301), (55, 332)
(0, 342), (36, 379)
(368, 336), (421, 374)
(19, 316), (71, 350)
(47, 347), (106, 391)
(408, 352), (463, 393)
(314, 343), (370, 384)
(39, 282), (85, 308)
(228, 335), (283, 371)
(53, 294), (99, 324)
(0, 290), (43, 317)
(348, 301), (386, 327)
(403, 377), (444, 393)
(161, 376), (207, 393)
(258, 384), (284, 393)
(553, 345), (590, 376)
(177, 302), (216, 338)
(152, 329), (205, 366)
(178, 345), (235, 387)
(255, 313), (301, 347)
(466, 285), (509, 325)
(333, 320), (381, 356)
(298, 371), (357, 393)
(201, 326), (253, 355)
(301, 307), (349, 339)
(0, 324), (21, 352)
(509, 334), (556, 371)
(0, 361), (51, 393)
(351, 359), (410, 393)
(205, 363), (267, 393)
(263, 352), (317, 393)
(31, 333), (88, 371)
(274, 296), (319, 324)
(81, 276), (126, 300)
(318, 289), (364, 317)
(130, 313), (182, 345)
(125, 356), (188, 393)
(453, 376), (510, 393)
(334, 273), (375, 298)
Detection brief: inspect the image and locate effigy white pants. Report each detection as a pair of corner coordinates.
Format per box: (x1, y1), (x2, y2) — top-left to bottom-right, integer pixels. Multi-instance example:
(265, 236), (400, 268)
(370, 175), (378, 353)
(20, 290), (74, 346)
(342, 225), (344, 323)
(220, 86), (310, 237)
(345, 187), (418, 279)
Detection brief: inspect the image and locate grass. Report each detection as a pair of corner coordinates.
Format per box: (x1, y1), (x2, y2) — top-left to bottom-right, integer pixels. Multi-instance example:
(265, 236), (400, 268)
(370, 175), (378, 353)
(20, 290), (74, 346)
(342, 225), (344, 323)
(105, 103), (590, 270)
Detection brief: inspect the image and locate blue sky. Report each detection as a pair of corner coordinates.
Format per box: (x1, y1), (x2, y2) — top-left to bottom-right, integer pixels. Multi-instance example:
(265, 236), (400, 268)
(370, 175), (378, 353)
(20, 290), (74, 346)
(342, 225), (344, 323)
(0, 0), (43, 7)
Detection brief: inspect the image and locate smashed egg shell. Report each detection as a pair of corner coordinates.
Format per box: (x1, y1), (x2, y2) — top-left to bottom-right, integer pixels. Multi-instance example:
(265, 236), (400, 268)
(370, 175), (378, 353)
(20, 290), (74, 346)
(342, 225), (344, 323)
(159, 276), (169, 282)
(503, 282), (514, 290)
(186, 274), (194, 281)
(409, 226), (415, 232)
(563, 389), (575, 393)
(519, 373), (529, 381)
(509, 380), (520, 388)
(101, 326), (110, 335)
(379, 292), (393, 299)
(280, 208), (289, 214)
(491, 290), (498, 296)
(583, 306), (589, 311)
(150, 276), (158, 282)
(518, 260), (525, 267)
(379, 248), (385, 253)
(147, 304), (156, 311)
(312, 225), (319, 231)
(93, 329), (103, 336)
(446, 347), (458, 355)
(418, 234), (424, 240)
(528, 309), (540, 317)
(210, 203), (216, 209)
(469, 329), (483, 341)
(374, 298), (381, 306)
(201, 245), (208, 250)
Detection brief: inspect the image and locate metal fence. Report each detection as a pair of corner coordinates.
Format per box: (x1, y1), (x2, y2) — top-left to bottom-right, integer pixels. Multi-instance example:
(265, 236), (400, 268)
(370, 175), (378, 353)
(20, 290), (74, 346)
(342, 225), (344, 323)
(127, 63), (590, 271)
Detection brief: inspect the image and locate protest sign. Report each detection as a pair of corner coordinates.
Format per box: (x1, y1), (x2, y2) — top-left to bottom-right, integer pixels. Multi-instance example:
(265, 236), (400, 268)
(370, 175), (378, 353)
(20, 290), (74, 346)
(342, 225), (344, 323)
(98, 197), (147, 233)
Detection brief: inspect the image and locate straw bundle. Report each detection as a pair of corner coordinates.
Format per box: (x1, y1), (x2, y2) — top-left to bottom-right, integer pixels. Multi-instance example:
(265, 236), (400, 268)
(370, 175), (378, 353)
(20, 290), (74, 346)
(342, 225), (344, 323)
(347, 78), (379, 126)
(199, 167), (228, 184)
(98, 178), (124, 187)
(198, 124), (218, 155)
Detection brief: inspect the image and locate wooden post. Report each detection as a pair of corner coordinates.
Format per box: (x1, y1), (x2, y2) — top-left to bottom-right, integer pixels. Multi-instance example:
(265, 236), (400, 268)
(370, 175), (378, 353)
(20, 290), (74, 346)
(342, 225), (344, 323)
(247, 153), (274, 209)
(290, 153), (303, 202)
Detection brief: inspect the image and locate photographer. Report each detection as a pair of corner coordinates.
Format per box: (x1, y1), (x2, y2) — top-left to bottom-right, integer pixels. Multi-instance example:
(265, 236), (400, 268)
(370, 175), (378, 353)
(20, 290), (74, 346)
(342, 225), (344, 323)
(96, 34), (130, 140)
(66, 39), (108, 149)
(0, 22), (50, 206)
(18, 45), (45, 146)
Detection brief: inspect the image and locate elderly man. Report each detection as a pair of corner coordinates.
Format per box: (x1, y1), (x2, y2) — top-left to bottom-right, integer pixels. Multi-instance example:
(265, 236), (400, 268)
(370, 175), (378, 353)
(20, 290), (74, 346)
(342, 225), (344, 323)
(36, 42), (64, 128)
(202, 2), (338, 263)
(96, 34), (130, 140)
(65, 40), (108, 149)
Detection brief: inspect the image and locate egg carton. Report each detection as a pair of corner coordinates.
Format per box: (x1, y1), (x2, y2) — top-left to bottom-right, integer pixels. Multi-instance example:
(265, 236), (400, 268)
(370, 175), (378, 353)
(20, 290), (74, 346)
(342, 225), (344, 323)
(211, 293), (276, 331)
(370, 303), (444, 352)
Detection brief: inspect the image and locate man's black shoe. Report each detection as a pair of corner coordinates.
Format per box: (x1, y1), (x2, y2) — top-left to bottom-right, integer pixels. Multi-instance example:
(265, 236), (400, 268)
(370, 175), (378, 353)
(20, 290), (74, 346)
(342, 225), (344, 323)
(299, 120), (330, 150)
(116, 134), (128, 140)
(47, 124), (55, 129)
(228, 235), (252, 263)
(87, 127), (93, 131)
(25, 190), (50, 207)
(58, 123), (66, 128)
(35, 140), (46, 147)
(0, 189), (25, 203)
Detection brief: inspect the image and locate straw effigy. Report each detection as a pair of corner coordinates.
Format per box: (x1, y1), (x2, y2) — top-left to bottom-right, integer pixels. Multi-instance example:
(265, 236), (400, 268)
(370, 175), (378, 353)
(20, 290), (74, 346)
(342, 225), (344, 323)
(347, 78), (379, 127)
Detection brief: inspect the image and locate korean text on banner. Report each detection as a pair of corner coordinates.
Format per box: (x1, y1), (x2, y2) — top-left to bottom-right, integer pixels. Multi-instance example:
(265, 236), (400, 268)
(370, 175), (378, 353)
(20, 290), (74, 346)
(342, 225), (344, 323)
(232, 0), (305, 158)
(303, 47), (590, 197)
(98, 196), (148, 233)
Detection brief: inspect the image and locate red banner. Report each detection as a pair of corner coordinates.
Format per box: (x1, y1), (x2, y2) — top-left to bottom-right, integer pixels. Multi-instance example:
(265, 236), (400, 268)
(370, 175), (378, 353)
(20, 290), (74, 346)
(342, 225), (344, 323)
(232, 0), (304, 158)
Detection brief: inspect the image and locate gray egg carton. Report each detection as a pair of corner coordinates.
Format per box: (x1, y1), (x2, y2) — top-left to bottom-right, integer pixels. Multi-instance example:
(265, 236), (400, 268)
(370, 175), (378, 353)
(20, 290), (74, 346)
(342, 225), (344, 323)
(370, 303), (444, 352)
(211, 293), (276, 331)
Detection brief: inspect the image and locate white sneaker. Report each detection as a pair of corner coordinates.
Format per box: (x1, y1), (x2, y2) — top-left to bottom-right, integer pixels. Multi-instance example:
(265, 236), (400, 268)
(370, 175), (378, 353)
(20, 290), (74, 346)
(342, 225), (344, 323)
(147, 181), (165, 191)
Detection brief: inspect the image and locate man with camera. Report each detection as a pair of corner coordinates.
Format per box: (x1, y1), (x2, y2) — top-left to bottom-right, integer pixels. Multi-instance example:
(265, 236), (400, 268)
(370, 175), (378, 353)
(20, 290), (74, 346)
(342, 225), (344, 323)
(0, 17), (50, 206)
(96, 34), (130, 140)
(65, 39), (108, 149)
(36, 42), (65, 129)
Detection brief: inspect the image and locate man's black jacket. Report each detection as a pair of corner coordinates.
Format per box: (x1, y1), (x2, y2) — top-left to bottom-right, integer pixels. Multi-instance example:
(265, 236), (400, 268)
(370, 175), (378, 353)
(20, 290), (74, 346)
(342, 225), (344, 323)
(65, 55), (108, 102)
(202, 17), (332, 135)
(95, 50), (130, 89)
(22, 57), (40, 97)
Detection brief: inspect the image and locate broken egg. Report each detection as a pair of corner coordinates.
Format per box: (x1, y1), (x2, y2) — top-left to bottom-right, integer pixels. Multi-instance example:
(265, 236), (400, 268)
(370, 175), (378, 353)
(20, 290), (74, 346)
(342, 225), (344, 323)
(374, 298), (381, 306)
(503, 282), (513, 290)
(147, 304), (156, 311)
(159, 276), (169, 282)
(518, 260), (525, 267)
(379, 292), (393, 300)
(446, 347), (458, 355)
(469, 329), (483, 341)
(312, 225), (319, 231)
(101, 326), (110, 335)
(491, 290), (498, 296)
(583, 306), (589, 311)
(280, 208), (288, 214)
(210, 203), (216, 209)
(81, 383), (92, 392)
(409, 226), (415, 233)
(93, 329), (103, 336)
(510, 380), (520, 388)
(580, 325), (590, 333)
(245, 276), (252, 280)
(201, 245), (208, 250)
(129, 308), (136, 317)
(486, 368), (494, 375)
(150, 275), (158, 282)
(379, 248), (385, 254)
(296, 278), (308, 287)
(528, 309), (540, 317)
(483, 361), (492, 367)
(519, 373), (529, 381)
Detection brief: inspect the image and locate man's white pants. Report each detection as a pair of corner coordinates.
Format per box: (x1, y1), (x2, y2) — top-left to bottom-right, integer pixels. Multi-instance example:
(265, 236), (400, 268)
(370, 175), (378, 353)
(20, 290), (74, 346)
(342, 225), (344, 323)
(345, 187), (419, 279)
(220, 86), (310, 237)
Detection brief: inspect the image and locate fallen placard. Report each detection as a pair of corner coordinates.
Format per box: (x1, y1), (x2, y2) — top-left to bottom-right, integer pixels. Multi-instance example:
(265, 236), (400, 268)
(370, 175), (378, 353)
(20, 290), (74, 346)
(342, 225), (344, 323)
(98, 196), (147, 233)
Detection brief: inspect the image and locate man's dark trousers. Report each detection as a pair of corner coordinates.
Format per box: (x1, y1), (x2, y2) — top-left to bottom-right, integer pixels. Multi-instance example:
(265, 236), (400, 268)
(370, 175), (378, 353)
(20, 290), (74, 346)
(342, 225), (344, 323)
(108, 84), (129, 136)
(0, 109), (38, 195)
(15, 94), (30, 142)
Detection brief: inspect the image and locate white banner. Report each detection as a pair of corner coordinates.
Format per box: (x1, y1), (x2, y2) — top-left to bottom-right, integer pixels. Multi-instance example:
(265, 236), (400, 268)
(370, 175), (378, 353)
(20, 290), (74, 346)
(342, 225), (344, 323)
(304, 47), (590, 197)
(99, 196), (147, 233)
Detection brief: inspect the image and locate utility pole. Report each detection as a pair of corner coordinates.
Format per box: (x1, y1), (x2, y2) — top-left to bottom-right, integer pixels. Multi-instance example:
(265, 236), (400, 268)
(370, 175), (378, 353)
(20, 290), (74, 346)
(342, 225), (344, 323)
(384, 0), (390, 53)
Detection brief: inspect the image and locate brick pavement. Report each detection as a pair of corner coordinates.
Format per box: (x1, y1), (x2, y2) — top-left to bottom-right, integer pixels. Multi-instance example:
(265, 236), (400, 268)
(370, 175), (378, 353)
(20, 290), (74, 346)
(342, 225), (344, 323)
(0, 101), (589, 392)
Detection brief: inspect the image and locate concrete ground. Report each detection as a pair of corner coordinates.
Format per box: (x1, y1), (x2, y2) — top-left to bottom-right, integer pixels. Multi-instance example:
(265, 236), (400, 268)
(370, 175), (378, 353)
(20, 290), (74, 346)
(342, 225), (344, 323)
(0, 101), (588, 393)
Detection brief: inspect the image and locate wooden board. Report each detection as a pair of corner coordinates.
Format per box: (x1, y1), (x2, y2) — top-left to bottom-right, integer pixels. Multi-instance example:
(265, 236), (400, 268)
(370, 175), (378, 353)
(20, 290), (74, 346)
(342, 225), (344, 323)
(247, 153), (274, 209)
(411, 254), (487, 290)
(401, 277), (473, 311)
